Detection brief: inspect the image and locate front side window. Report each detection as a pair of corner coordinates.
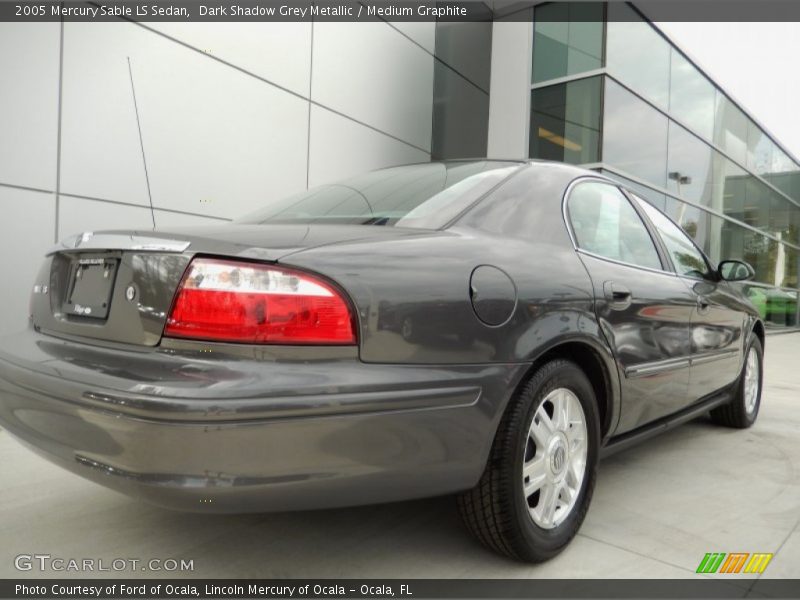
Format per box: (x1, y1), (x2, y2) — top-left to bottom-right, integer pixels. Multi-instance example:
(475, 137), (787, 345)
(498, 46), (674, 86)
(567, 181), (662, 270)
(634, 196), (712, 280)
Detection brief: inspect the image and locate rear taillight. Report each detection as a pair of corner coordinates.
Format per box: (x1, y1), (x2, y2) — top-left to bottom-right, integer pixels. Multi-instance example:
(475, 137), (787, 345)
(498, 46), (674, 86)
(164, 258), (356, 345)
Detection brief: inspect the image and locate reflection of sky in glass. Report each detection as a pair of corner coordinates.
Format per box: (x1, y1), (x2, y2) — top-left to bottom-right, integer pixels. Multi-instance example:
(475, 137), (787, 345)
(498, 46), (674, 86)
(669, 51), (715, 141)
(606, 3), (670, 109)
(603, 79), (668, 188)
(532, 2), (603, 84)
(747, 121), (775, 176)
(667, 122), (713, 205)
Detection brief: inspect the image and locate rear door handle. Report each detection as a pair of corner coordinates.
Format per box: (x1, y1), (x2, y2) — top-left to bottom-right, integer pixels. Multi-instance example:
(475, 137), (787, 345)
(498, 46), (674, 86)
(604, 281), (632, 310)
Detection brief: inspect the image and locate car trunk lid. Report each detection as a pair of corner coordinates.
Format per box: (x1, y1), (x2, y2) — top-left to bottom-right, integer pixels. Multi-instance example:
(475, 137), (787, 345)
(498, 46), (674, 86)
(31, 224), (429, 347)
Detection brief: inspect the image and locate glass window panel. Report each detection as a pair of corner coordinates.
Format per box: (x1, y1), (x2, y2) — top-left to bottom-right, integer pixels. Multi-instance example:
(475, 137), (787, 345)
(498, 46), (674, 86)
(793, 209), (800, 246)
(530, 76), (601, 164)
(658, 196), (782, 287)
(600, 169), (667, 212)
(603, 78), (668, 187)
(713, 94), (748, 166)
(659, 197), (800, 302)
(568, 182), (662, 270)
(661, 197), (715, 261)
(567, 46), (601, 75)
(769, 192), (793, 242)
(784, 244), (799, 290)
(764, 147), (800, 205)
(669, 50), (715, 140)
(747, 120), (775, 176)
(741, 231), (780, 287)
(666, 122), (713, 206)
(636, 198), (712, 279)
(770, 146), (796, 175)
(568, 3), (604, 60)
(713, 212), (788, 288)
(532, 3), (603, 84)
(742, 175), (775, 235)
(532, 4), (569, 84)
(769, 171), (800, 205)
(606, 3), (670, 109)
(711, 152), (747, 222)
(743, 176), (800, 245)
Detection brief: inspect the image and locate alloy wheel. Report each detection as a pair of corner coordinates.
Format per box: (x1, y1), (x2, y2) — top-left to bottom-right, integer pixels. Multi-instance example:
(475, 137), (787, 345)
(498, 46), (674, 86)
(744, 347), (760, 415)
(522, 388), (588, 529)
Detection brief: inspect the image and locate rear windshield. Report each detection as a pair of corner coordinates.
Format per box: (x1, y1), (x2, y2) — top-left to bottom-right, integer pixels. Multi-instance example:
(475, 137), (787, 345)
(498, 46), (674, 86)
(235, 161), (522, 228)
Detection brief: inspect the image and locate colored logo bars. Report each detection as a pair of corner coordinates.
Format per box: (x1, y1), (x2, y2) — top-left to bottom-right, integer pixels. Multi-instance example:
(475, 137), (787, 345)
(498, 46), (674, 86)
(696, 552), (774, 574)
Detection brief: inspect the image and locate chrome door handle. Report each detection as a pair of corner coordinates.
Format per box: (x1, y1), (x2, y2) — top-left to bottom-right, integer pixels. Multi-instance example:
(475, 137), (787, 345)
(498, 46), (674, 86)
(604, 281), (632, 310)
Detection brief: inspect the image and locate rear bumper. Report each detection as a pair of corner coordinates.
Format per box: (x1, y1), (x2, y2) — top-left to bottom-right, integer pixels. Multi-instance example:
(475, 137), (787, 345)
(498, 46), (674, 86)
(0, 328), (525, 512)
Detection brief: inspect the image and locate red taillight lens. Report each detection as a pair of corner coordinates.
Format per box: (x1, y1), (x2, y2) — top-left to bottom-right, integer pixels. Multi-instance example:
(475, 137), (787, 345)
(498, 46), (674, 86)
(164, 258), (355, 345)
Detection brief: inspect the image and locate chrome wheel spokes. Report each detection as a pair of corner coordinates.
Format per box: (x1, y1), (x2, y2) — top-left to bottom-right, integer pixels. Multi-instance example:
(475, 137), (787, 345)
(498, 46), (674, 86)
(522, 388), (588, 529)
(744, 348), (760, 415)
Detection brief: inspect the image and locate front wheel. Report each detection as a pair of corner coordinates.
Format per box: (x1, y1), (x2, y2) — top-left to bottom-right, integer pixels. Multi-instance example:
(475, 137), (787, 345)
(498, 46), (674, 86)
(458, 359), (600, 562)
(710, 335), (763, 428)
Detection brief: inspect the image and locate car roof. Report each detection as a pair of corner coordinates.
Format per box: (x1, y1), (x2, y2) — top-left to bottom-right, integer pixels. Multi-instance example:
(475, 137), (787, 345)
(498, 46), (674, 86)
(394, 158), (613, 183)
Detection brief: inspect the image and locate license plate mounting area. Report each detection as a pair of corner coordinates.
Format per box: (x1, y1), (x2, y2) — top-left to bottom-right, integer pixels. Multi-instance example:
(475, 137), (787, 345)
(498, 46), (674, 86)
(62, 256), (119, 320)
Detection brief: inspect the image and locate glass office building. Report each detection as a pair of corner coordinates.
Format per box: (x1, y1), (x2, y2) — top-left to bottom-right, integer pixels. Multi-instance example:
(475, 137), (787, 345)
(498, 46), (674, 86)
(529, 2), (800, 327)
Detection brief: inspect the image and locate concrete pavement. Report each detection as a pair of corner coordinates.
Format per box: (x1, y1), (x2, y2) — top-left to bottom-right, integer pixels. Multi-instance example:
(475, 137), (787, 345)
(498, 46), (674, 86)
(1, 334), (798, 580)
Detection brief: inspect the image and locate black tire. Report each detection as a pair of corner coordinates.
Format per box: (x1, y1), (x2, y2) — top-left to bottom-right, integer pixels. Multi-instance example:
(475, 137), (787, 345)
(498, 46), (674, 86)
(710, 335), (763, 429)
(458, 359), (600, 562)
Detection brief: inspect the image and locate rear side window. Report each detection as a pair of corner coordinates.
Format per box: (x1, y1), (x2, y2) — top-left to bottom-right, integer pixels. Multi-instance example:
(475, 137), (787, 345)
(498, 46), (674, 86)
(634, 196), (712, 280)
(567, 181), (662, 271)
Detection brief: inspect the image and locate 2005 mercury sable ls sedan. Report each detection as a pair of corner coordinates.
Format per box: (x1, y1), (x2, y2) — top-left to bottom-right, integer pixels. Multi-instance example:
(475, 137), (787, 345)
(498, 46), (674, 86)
(0, 160), (764, 562)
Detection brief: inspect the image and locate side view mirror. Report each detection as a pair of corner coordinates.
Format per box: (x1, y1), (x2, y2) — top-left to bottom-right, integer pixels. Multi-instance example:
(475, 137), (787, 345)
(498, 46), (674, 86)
(718, 259), (755, 282)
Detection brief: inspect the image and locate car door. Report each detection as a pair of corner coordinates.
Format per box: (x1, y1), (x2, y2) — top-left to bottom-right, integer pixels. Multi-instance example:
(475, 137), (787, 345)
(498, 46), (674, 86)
(633, 196), (745, 401)
(566, 180), (695, 435)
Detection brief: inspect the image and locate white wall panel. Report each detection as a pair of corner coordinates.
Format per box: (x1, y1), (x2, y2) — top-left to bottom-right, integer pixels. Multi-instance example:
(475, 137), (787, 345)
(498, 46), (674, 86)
(154, 210), (229, 229)
(312, 22), (434, 152)
(0, 188), (56, 336)
(0, 23), (59, 191)
(134, 41), (309, 219)
(391, 22), (436, 54)
(61, 23), (151, 206)
(307, 106), (429, 188)
(487, 18), (533, 159)
(58, 196), (155, 239)
(62, 22), (309, 220)
(150, 23), (312, 97)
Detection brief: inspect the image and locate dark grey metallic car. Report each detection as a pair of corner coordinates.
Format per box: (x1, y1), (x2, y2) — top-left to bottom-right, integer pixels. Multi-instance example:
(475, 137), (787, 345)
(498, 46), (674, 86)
(0, 160), (764, 562)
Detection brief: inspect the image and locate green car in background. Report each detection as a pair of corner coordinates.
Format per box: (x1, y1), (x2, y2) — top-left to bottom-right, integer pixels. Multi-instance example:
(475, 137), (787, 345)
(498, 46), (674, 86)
(745, 285), (798, 327)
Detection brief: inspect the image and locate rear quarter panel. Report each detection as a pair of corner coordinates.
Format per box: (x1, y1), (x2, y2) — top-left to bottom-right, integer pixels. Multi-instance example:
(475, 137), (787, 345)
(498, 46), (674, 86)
(284, 231), (597, 365)
(283, 165), (623, 440)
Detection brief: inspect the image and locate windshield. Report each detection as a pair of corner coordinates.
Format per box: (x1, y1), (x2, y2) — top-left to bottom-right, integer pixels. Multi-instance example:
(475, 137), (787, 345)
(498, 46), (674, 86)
(235, 161), (522, 228)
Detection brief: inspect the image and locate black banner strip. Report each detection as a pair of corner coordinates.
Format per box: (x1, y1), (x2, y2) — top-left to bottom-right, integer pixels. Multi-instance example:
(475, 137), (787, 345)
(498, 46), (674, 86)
(2, 579), (800, 599)
(6, 0), (800, 22)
